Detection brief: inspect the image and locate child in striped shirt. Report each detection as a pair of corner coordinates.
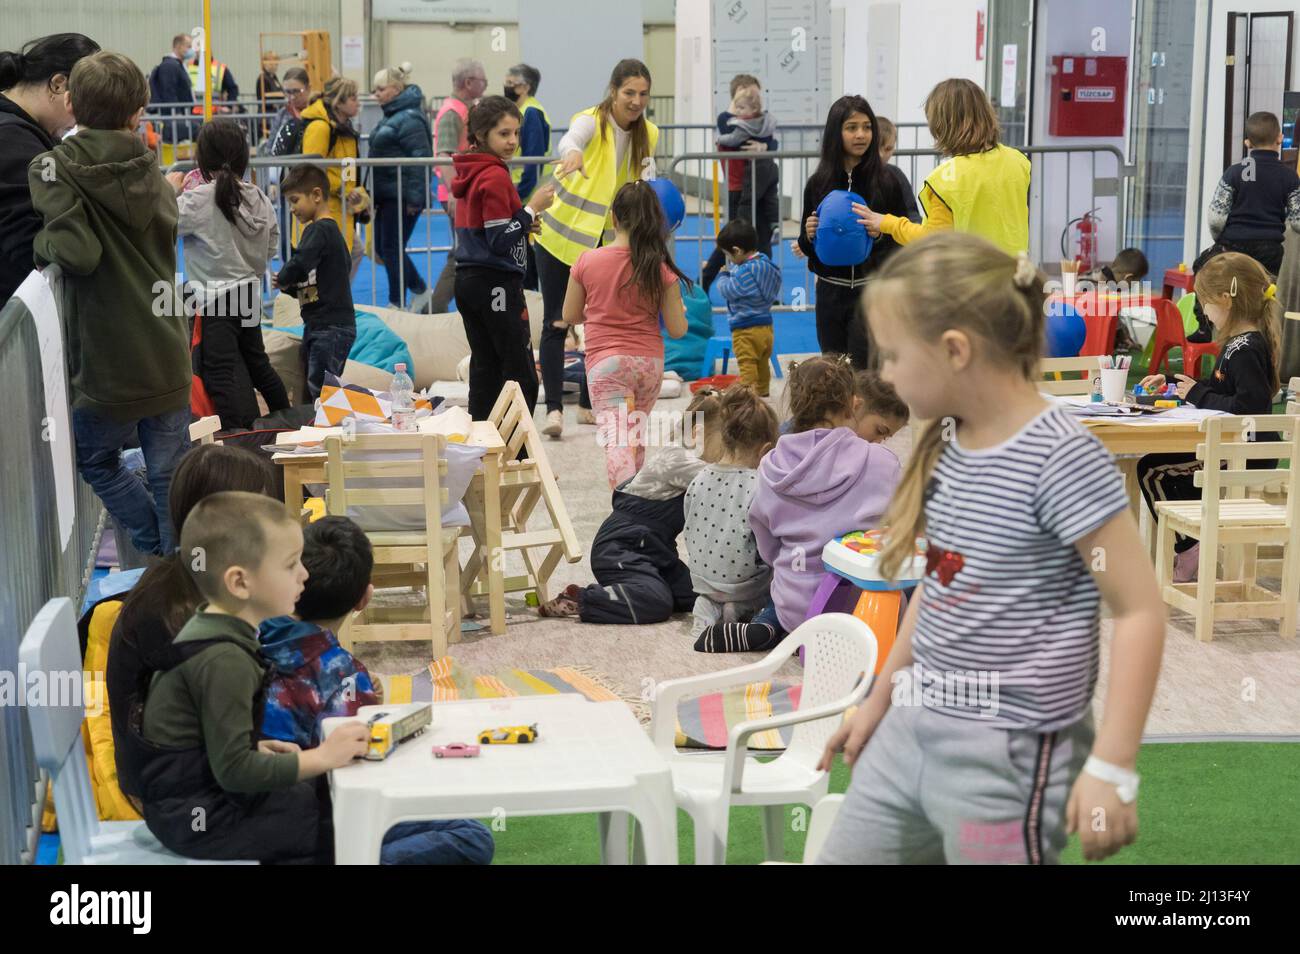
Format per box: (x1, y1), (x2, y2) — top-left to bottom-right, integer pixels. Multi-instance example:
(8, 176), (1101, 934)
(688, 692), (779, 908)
(714, 220), (782, 396)
(817, 232), (1165, 865)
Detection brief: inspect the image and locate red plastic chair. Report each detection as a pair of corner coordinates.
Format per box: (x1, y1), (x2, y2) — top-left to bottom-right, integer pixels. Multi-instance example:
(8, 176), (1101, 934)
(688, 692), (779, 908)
(1074, 292), (1121, 357)
(1148, 298), (1219, 377)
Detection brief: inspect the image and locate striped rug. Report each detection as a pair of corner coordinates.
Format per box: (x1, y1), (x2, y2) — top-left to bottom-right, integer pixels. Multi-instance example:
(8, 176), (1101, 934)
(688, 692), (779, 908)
(379, 657), (629, 706)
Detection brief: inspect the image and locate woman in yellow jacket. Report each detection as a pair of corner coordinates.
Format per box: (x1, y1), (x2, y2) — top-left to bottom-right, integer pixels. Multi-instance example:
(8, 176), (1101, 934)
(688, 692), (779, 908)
(535, 59), (657, 439)
(297, 76), (371, 276)
(858, 78), (1030, 257)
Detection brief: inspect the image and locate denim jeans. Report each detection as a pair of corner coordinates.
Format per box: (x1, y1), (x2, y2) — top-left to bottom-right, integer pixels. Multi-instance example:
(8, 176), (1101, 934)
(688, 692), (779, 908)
(381, 818), (495, 865)
(72, 405), (192, 555)
(302, 324), (356, 402)
(375, 198), (428, 306)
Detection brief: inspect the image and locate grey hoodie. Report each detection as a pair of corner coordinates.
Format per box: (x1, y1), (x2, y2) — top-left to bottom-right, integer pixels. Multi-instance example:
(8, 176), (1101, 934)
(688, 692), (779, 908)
(716, 111), (778, 148)
(177, 178), (278, 309)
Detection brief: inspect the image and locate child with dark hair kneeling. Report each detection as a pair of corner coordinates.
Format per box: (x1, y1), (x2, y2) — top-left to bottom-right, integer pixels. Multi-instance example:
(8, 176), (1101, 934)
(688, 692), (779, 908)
(259, 516), (494, 865)
(135, 492), (370, 863)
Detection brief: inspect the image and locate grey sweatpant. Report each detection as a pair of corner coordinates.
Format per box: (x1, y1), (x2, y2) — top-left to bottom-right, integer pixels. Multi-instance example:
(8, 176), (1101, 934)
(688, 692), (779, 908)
(817, 701), (1094, 865)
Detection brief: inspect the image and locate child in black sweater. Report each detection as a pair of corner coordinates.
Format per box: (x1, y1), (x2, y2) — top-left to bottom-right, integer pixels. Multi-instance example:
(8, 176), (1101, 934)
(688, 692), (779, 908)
(275, 164), (356, 402)
(1136, 252), (1282, 583)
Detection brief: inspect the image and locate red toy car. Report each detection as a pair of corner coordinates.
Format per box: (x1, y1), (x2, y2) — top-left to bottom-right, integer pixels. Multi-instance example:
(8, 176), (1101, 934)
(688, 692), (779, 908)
(432, 743), (481, 759)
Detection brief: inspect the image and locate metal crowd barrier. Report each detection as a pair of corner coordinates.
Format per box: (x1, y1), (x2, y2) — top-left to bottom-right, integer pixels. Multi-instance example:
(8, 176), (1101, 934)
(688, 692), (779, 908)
(0, 270), (104, 865)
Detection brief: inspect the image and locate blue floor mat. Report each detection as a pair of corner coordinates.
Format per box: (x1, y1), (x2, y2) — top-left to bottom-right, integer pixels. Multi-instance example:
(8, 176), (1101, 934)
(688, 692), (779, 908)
(248, 211), (822, 358)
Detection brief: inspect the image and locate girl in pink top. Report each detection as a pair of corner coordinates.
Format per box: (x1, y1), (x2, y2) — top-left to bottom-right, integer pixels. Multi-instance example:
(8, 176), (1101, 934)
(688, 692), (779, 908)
(560, 181), (691, 487)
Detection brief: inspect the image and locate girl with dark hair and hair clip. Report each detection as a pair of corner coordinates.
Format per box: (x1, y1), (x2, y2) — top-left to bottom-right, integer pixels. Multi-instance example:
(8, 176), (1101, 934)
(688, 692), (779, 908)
(450, 95), (556, 421)
(0, 32), (100, 302)
(559, 179), (691, 489)
(796, 94), (910, 369)
(165, 119), (288, 432)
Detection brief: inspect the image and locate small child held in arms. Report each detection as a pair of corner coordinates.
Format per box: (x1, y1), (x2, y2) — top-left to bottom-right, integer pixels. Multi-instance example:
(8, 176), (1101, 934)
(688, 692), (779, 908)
(684, 385), (780, 641)
(714, 220), (782, 397)
(538, 387), (725, 623)
(259, 516), (494, 865)
(136, 492), (370, 862)
(274, 163), (357, 403)
(696, 357), (902, 652)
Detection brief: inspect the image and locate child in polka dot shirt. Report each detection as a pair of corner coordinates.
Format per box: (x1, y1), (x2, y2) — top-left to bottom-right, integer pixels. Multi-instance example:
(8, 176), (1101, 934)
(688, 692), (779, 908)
(684, 386), (781, 639)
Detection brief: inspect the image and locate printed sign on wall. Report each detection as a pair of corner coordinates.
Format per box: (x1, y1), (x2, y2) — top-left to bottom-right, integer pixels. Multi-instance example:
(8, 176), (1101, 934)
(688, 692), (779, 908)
(712, 0), (832, 124)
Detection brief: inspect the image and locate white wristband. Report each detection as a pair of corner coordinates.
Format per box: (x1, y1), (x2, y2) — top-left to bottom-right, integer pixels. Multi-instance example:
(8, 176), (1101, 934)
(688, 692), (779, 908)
(1083, 755), (1140, 804)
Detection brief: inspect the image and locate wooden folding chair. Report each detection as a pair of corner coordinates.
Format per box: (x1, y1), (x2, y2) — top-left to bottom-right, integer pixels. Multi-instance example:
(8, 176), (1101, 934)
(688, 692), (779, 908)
(1038, 355), (1103, 397)
(462, 381), (583, 609)
(325, 433), (462, 656)
(1154, 414), (1300, 643)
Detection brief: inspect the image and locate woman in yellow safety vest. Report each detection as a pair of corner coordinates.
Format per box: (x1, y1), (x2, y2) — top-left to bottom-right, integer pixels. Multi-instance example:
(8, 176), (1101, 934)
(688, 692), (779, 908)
(296, 76), (371, 276)
(857, 78), (1031, 258)
(535, 58), (657, 439)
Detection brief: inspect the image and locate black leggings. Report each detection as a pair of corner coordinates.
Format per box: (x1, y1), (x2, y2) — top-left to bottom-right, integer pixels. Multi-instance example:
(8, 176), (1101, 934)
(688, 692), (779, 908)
(195, 285), (289, 431)
(814, 278), (872, 369)
(454, 266), (539, 422)
(535, 242), (591, 413)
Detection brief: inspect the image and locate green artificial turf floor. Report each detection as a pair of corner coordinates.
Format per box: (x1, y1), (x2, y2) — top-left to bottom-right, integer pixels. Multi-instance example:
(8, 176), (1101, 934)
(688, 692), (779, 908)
(479, 742), (1300, 864)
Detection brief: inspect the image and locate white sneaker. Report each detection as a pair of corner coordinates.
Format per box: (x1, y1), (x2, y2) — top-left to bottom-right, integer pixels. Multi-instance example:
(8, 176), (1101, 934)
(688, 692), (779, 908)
(408, 289), (434, 314)
(576, 407), (597, 425)
(542, 409), (563, 438)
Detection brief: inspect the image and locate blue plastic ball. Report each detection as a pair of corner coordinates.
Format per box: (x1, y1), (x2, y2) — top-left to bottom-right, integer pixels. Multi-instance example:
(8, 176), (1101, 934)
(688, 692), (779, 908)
(647, 177), (685, 232)
(1045, 300), (1087, 357)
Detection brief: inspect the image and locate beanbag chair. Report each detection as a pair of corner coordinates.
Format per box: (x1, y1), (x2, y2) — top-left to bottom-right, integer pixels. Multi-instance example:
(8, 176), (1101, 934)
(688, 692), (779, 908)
(815, 190), (873, 266)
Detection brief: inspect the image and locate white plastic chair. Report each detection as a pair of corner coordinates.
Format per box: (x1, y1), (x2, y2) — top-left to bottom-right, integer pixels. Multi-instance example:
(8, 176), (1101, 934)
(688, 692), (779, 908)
(650, 613), (877, 865)
(20, 598), (253, 865)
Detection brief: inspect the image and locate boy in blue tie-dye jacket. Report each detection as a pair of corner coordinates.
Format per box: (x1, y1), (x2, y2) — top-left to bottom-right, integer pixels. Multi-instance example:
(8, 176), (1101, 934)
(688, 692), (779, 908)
(258, 516), (493, 865)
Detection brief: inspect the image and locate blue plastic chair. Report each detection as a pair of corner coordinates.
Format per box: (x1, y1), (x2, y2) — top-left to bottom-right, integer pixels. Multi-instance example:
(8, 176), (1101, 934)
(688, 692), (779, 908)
(699, 313), (785, 380)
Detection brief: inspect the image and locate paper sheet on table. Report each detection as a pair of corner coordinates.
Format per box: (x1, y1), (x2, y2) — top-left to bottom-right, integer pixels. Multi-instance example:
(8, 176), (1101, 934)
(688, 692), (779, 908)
(17, 270), (75, 551)
(1056, 396), (1228, 425)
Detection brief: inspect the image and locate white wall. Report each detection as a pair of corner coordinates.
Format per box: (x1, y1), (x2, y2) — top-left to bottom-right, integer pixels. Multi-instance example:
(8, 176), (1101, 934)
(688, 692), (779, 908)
(1190, 0), (1300, 256)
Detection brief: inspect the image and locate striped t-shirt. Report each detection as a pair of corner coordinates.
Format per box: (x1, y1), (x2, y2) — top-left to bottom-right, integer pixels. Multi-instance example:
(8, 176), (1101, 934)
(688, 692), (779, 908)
(909, 405), (1128, 730)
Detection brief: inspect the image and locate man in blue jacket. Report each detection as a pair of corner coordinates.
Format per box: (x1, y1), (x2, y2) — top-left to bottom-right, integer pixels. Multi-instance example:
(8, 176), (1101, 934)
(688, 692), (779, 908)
(148, 34), (194, 143)
(504, 62), (550, 289)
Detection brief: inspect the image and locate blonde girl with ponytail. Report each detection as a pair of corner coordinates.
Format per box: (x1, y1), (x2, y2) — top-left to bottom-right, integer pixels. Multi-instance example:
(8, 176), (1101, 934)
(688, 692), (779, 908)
(815, 231), (1165, 866)
(1136, 252), (1282, 583)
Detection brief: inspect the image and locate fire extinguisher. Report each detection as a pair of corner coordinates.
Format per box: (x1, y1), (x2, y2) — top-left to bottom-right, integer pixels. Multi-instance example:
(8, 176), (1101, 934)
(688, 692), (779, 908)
(1060, 208), (1101, 274)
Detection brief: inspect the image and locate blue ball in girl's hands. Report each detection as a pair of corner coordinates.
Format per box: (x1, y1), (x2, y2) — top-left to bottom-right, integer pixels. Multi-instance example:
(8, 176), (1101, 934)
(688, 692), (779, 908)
(1044, 299), (1087, 357)
(647, 177), (685, 232)
(814, 189), (873, 266)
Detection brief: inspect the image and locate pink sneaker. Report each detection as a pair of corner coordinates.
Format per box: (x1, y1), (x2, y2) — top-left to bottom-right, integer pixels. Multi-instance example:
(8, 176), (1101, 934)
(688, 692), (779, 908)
(1173, 543), (1200, 583)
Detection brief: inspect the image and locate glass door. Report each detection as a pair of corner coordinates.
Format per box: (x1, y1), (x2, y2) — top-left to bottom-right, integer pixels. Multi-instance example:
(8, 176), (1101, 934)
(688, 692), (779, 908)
(986, 0), (1034, 147)
(1125, 0), (1196, 279)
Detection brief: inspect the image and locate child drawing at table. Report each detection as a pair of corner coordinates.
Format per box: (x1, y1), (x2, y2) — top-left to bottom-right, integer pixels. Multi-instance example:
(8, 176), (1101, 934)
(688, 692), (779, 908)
(1135, 252), (1282, 583)
(816, 231), (1164, 865)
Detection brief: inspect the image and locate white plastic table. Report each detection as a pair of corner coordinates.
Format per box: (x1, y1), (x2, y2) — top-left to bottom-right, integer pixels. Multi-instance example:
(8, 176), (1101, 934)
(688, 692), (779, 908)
(327, 695), (678, 865)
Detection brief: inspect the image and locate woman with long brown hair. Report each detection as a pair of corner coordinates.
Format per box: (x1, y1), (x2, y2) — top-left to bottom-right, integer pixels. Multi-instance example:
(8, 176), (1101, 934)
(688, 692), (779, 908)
(535, 58), (658, 439)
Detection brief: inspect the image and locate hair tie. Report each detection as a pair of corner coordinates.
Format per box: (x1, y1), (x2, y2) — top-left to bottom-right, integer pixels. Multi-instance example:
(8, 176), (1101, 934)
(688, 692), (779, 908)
(1265, 283), (1277, 301)
(1013, 253), (1037, 290)
(1230, 276), (1239, 297)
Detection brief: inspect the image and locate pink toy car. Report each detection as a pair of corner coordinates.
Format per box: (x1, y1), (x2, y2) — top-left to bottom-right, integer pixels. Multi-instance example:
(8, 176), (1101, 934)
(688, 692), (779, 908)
(432, 743), (481, 759)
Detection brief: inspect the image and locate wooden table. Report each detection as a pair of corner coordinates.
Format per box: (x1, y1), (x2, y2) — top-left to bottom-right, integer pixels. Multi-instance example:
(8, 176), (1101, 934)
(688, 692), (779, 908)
(271, 420), (509, 635)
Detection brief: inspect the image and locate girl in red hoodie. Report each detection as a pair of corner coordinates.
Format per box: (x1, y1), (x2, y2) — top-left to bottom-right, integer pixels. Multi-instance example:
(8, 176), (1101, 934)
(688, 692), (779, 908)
(451, 96), (555, 420)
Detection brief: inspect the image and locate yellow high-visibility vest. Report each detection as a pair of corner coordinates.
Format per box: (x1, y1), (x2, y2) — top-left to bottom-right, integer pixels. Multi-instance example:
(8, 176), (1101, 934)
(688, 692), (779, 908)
(510, 95), (553, 200)
(923, 144), (1031, 256)
(186, 59), (228, 98)
(537, 106), (659, 266)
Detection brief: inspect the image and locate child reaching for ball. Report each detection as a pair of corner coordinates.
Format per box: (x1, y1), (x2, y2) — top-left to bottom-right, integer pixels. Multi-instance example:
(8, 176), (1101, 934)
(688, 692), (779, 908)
(817, 232), (1164, 865)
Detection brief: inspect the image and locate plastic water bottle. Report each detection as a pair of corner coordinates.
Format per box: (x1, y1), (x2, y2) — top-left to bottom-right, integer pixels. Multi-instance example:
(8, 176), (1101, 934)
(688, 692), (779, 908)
(390, 363), (416, 432)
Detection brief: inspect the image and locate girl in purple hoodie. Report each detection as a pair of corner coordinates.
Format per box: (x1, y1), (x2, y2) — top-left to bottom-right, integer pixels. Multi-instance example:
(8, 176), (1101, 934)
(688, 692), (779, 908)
(696, 356), (902, 651)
